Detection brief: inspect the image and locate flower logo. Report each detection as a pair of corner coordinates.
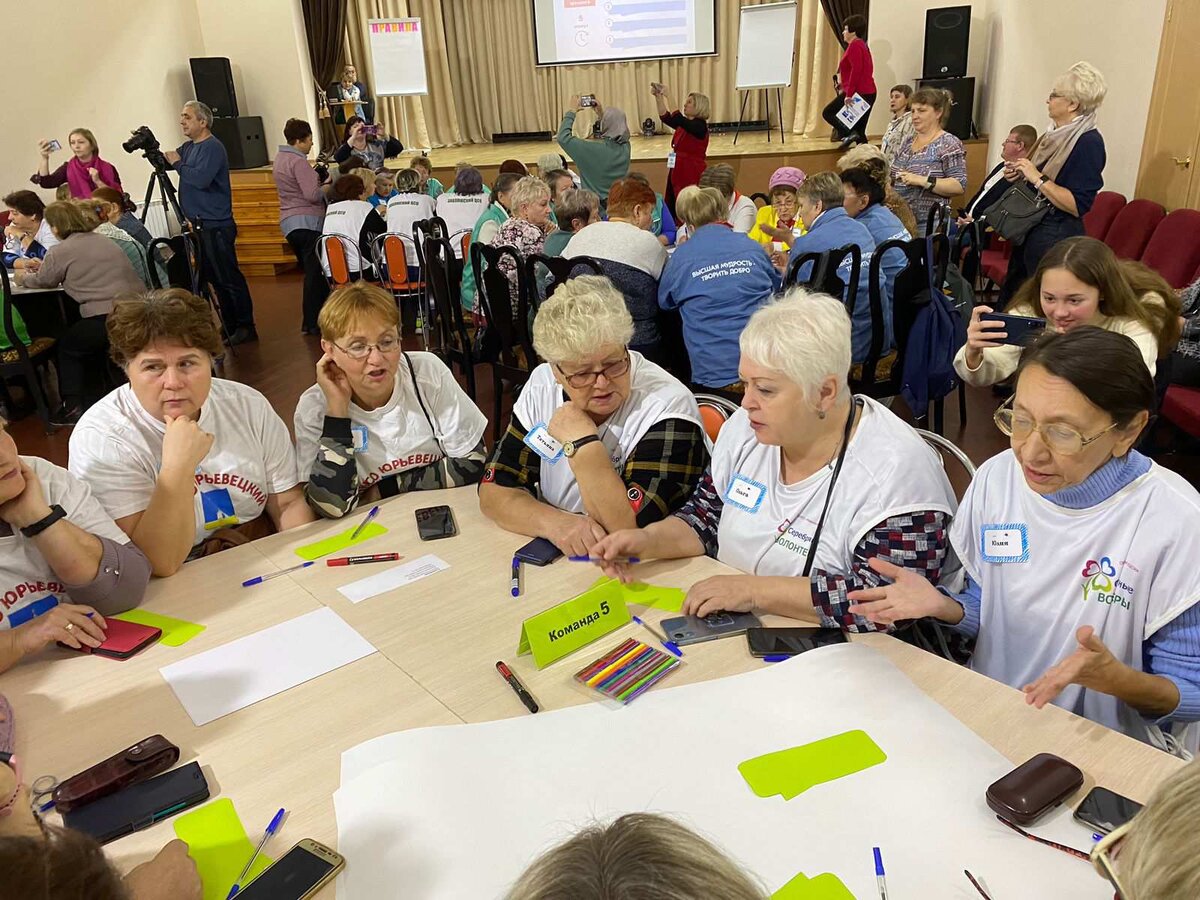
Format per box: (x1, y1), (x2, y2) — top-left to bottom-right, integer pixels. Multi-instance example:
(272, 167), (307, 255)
(1081, 556), (1116, 602)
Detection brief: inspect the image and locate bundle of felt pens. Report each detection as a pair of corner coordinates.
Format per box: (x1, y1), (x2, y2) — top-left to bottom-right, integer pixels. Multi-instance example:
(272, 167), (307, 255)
(574, 638), (681, 705)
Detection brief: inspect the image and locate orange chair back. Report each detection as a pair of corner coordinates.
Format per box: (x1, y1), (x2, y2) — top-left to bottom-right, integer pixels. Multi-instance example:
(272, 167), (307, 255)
(321, 236), (353, 285)
(698, 404), (728, 442)
(383, 235), (424, 291)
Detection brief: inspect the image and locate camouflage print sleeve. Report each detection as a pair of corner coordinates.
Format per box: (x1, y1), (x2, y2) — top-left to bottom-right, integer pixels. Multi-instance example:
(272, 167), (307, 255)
(377, 439), (488, 498)
(304, 416), (360, 519)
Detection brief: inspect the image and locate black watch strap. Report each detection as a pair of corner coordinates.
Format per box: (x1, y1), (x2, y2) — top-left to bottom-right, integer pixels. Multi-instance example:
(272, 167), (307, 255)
(21, 504), (67, 538)
(563, 434), (601, 457)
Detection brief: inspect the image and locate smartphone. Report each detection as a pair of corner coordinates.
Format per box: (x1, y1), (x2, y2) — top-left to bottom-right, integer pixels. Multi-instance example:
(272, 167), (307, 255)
(1074, 786), (1144, 835)
(62, 762), (209, 844)
(660, 611), (761, 646)
(362, 124), (381, 138)
(746, 626), (847, 658)
(47, 139), (62, 152)
(580, 94), (597, 108)
(979, 312), (1047, 347)
(58, 618), (161, 659)
(235, 839), (346, 900)
(415, 505), (457, 541)
(514, 536), (562, 566)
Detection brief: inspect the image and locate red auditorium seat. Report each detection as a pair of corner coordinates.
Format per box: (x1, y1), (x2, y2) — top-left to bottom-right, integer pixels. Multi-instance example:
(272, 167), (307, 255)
(1103, 199), (1165, 260)
(1140, 209), (1200, 289)
(1162, 385), (1200, 439)
(1083, 191), (1126, 240)
(979, 234), (1012, 287)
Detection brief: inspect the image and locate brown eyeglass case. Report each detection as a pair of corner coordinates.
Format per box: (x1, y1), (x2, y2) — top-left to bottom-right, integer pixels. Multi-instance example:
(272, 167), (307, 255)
(986, 752), (1084, 825)
(52, 735), (180, 813)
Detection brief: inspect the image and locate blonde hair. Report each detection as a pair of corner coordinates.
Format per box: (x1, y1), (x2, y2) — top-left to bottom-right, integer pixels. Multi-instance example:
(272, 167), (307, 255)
(349, 168), (376, 194)
(505, 813), (766, 900)
(318, 282), (400, 342)
(71, 199), (103, 230)
(69, 128), (99, 156)
(409, 154), (433, 174)
(687, 91), (711, 120)
(698, 163), (736, 200)
(1053, 61), (1107, 115)
(532, 275), (633, 364)
(43, 201), (96, 239)
(393, 169), (422, 194)
(676, 185), (726, 228)
(740, 288), (851, 398)
(1118, 758), (1200, 899)
(510, 175), (551, 218)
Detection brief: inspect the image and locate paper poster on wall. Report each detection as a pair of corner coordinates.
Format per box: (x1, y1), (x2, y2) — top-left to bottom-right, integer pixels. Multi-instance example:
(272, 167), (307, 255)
(368, 18), (429, 96)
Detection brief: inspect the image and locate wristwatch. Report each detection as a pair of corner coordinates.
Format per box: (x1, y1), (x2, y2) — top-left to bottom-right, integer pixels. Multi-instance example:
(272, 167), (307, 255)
(20, 504), (66, 538)
(562, 435), (601, 458)
(1037, 174), (1051, 188)
(926, 173), (937, 190)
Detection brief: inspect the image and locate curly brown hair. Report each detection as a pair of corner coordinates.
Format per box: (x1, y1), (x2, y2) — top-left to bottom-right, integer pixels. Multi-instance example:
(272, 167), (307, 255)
(107, 289), (224, 366)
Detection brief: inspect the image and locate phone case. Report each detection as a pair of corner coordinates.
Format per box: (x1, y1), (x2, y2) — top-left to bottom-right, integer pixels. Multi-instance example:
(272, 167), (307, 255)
(52, 735), (180, 813)
(58, 618), (161, 660)
(661, 612), (761, 646)
(514, 537), (562, 566)
(415, 506), (457, 540)
(745, 627), (847, 657)
(986, 753), (1083, 825)
(62, 762), (209, 844)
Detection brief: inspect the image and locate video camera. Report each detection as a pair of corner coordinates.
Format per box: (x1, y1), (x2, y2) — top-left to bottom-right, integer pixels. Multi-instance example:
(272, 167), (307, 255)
(123, 126), (169, 172)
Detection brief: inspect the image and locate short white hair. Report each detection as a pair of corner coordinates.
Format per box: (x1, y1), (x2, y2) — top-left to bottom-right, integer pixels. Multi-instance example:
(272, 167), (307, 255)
(532, 275), (634, 364)
(510, 175), (551, 217)
(739, 287), (851, 398)
(184, 100), (214, 128)
(1054, 61), (1107, 115)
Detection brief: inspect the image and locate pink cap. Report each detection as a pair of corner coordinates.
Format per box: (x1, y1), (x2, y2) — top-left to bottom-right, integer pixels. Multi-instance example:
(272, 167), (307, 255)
(769, 167), (806, 192)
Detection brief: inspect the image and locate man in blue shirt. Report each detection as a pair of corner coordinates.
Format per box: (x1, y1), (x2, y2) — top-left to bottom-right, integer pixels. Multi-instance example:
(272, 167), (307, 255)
(163, 101), (257, 345)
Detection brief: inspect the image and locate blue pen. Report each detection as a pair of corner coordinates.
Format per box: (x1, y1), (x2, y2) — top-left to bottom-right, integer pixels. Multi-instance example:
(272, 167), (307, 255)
(511, 557), (521, 598)
(761, 654), (791, 663)
(631, 615), (683, 657)
(567, 555), (641, 564)
(227, 807), (286, 898)
(242, 561), (313, 587)
(350, 505), (381, 540)
(873, 846), (888, 900)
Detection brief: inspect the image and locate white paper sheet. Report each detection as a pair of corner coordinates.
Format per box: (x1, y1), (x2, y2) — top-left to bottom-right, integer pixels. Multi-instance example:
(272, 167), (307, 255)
(336, 554), (449, 603)
(160, 608), (375, 726)
(836, 92), (871, 128)
(335, 644), (1111, 900)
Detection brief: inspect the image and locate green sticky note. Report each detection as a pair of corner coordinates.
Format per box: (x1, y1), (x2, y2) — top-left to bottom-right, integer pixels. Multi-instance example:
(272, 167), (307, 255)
(112, 609), (205, 647)
(773, 871), (857, 899)
(739, 730), (887, 800)
(173, 799), (273, 900)
(619, 581), (686, 613)
(294, 522), (388, 560)
(518, 578), (631, 668)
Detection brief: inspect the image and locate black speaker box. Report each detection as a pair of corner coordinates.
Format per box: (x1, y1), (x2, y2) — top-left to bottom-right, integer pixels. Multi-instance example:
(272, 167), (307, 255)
(190, 57), (239, 118)
(917, 77), (975, 141)
(923, 6), (971, 79)
(211, 116), (268, 170)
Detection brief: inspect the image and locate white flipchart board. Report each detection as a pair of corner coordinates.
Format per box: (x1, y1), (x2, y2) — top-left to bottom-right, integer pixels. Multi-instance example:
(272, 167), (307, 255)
(736, 2), (798, 89)
(367, 18), (429, 96)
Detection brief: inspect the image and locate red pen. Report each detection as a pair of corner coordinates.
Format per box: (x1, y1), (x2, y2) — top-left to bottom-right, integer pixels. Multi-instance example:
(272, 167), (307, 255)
(327, 553), (403, 567)
(495, 660), (539, 714)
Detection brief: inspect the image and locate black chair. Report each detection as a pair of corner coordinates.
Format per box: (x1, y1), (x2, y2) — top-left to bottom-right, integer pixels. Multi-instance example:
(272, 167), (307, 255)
(784, 244), (861, 320)
(423, 233), (479, 400)
(473, 242), (539, 440)
(524, 254), (604, 307)
(410, 217), (451, 348)
(925, 203), (948, 238)
(0, 268), (62, 433)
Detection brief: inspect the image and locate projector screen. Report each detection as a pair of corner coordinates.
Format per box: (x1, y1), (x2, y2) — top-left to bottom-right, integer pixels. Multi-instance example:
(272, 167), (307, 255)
(531, 0), (717, 66)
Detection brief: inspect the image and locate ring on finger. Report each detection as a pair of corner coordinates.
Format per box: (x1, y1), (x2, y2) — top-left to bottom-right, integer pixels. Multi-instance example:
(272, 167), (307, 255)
(63, 622), (75, 633)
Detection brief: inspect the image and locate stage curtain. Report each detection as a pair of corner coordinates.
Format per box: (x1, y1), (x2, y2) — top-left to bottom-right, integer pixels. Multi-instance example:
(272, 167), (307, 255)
(299, 0), (348, 151)
(820, 0), (870, 46)
(342, 0), (837, 148)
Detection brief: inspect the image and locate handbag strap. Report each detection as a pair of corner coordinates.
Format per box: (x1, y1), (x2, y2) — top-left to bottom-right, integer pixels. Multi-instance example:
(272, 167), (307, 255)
(403, 351), (446, 458)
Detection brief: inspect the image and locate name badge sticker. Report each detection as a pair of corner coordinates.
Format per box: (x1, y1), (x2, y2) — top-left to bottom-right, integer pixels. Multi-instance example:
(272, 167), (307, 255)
(351, 425), (369, 453)
(524, 423), (564, 464)
(666, 151), (677, 170)
(724, 474), (766, 514)
(980, 523), (1030, 563)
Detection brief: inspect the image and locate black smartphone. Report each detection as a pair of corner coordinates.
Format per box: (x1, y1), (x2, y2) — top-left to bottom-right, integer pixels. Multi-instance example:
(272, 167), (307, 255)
(415, 505), (457, 541)
(1074, 785), (1144, 835)
(235, 838), (346, 899)
(514, 537), (562, 566)
(979, 312), (1048, 347)
(659, 611), (761, 646)
(61, 762), (209, 844)
(745, 626), (848, 658)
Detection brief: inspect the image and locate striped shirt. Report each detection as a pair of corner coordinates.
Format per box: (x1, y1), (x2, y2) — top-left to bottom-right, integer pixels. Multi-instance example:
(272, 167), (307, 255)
(892, 131), (968, 236)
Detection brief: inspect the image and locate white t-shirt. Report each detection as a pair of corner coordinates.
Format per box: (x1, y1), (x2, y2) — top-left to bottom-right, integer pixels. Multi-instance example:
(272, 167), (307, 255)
(512, 353), (702, 512)
(952, 451), (1200, 747)
(729, 194), (758, 234)
(435, 193), (489, 257)
(385, 193), (436, 241)
(294, 352), (487, 493)
(710, 398), (957, 578)
(0, 456), (128, 630)
(69, 380), (300, 547)
(321, 200), (376, 274)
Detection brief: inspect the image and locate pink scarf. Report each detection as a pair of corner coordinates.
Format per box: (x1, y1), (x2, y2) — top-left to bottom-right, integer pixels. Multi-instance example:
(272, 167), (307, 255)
(66, 155), (121, 198)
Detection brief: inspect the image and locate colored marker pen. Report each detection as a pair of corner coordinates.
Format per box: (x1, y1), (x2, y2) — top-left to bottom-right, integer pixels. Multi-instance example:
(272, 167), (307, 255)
(511, 558), (521, 597)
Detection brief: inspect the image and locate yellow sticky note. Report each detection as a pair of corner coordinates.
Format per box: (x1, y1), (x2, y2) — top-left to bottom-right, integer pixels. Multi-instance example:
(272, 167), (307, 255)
(113, 609), (205, 647)
(773, 871), (857, 899)
(739, 730), (887, 800)
(294, 522), (388, 560)
(173, 799), (273, 900)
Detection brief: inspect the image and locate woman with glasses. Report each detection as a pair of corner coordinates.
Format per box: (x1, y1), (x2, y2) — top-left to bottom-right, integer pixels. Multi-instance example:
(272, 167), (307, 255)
(69, 290), (315, 575)
(851, 327), (1200, 751)
(296, 283), (487, 518)
(479, 276), (708, 556)
(957, 237), (1180, 386)
(591, 290), (957, 629)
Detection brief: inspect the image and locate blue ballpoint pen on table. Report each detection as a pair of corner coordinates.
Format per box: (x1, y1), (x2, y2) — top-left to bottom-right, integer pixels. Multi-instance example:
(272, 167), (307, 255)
(873, 846), (888, 900)
(631, 615), (682, 657)
(511, 557), (521, 597)
(242, 561), (313, 587)
(567, 555), (640, 564)
(227, 807), (286, 898)
(350, 505), (381, 540)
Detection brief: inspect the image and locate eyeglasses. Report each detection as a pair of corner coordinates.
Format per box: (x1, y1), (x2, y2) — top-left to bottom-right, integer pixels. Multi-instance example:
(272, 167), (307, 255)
(333, 336), (401, 360)
(556, 353), (631, 389)
(996, 815), (1091, 861)
(994, 398), (1119, 455)
(1091, 820), (1131, 899)
(1048, 91), (1065, 100)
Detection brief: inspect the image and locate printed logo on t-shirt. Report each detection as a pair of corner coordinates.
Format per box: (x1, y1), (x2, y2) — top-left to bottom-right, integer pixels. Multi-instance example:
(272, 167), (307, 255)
(360, 453), (441, 489)
(1081, 556), (1134, 609)
(201, 488), (239, 531)
(627, 486), (644, 514)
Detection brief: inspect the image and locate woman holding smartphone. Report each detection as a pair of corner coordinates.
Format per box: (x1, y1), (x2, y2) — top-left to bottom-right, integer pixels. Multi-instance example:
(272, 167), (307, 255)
(956, 237), (1179, 387)
(652, 83), (710, 218)
(30, 128), (122, 198)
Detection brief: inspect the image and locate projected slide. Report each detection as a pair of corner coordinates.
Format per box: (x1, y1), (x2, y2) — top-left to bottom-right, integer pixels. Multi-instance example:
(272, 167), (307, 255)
(532, 0), (717, 65)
